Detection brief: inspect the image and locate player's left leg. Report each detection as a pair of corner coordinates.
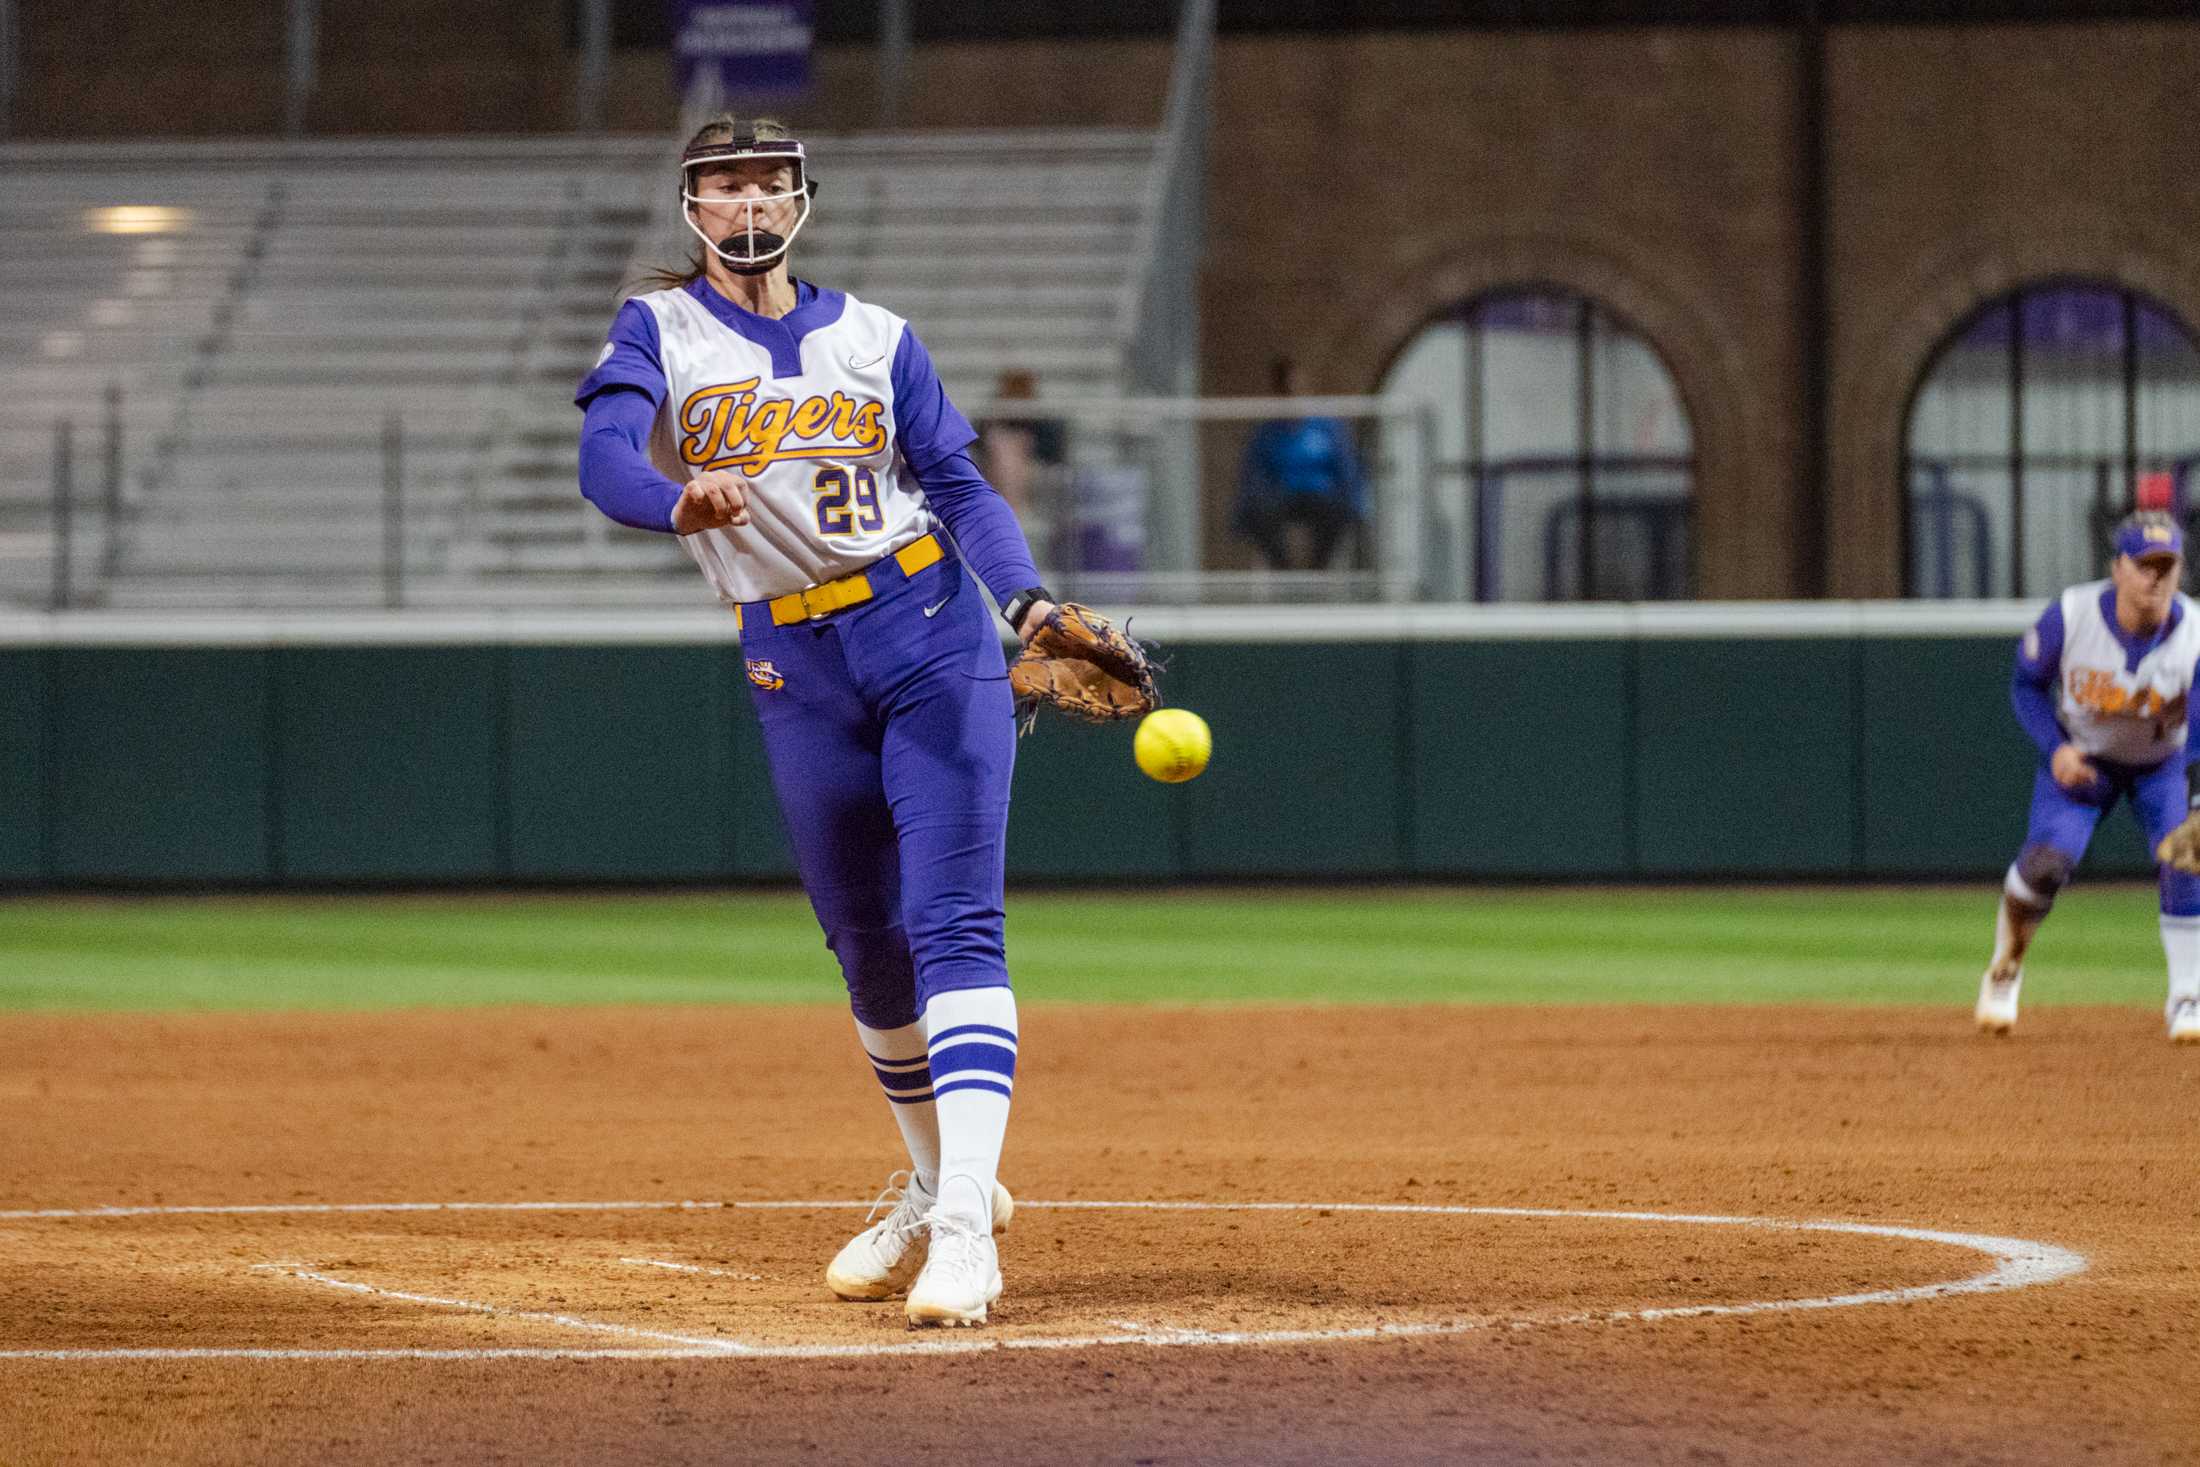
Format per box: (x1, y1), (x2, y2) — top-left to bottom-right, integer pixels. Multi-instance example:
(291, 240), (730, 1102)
(2131, 760), (2200, 1041)
(856, 556), (1019, 1323)
(1981, 767), (2107, 1032)
(742, 618), (966, 1297)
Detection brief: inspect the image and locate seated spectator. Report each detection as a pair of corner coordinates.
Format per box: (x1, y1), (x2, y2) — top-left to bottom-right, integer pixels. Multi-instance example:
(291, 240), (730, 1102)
(977, 369), (1066, 569)
(1233, 357), (1366, 571)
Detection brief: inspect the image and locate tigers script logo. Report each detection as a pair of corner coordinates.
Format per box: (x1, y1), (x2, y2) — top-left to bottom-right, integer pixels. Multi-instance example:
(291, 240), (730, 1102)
(680, 378), (887, 475)
(2066, 667), (2185, 723)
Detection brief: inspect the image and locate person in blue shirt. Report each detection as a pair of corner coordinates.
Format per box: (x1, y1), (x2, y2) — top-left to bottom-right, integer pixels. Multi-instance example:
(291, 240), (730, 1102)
(1232, 357), (1367, 572)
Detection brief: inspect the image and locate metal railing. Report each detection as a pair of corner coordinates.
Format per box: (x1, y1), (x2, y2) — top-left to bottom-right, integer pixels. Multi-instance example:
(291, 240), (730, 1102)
(21, 393), (1463, 612)
(1905, 451), (2200, 599)
(1468, 454), (1698, 602)
(25, 402), (436, 612)
(1118, 0), (1214, 575)
(34, 384), (126, 611)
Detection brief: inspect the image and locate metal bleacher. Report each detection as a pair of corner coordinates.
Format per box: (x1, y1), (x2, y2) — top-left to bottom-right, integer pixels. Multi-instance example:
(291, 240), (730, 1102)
(0, 129), (1163, 611)
(0, 160), (265, 603)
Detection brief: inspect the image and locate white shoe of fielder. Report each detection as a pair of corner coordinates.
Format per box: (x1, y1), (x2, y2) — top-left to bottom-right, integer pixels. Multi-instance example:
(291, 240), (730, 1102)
(824, 1171), (1013, 1302)
(2170, 996), (2200, 1045)
(1976, 967), (2021, 1035)
(905, 1209), (1003, 1328)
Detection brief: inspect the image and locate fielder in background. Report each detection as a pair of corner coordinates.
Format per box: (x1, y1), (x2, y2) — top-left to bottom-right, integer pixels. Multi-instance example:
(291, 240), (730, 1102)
(1980, 510), (2200, 1043)
(572, 116), (1122, 1325)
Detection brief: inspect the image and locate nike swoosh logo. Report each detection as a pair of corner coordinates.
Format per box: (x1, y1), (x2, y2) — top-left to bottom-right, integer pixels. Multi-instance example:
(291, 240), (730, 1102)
(849, 350), (886, 370)
(922, 597), (951, 618)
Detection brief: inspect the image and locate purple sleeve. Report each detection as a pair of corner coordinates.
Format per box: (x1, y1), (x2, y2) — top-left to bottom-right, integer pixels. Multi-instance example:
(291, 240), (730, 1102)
(578, 388), (680, 534)
(2011, 599), (2066, 760)
(2189, 650), (2200, 768)
(911, 448), (1042, 605)
(888, 326), (979, 476)
(576, 300), (669, 409)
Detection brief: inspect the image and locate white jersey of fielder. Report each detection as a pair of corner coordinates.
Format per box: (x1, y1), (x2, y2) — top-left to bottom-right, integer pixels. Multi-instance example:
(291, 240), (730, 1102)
(581, 279), (973, 606)
(2040, 579), (2200, 765)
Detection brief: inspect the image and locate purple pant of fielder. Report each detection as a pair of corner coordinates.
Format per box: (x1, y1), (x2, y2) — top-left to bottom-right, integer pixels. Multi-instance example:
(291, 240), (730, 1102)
(2019, 758), (2200, 917)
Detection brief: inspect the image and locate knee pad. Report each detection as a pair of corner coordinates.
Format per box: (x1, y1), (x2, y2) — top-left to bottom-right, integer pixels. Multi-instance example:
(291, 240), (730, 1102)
(826, 924), (919, 1031)
(2010, 844), (2074, 907)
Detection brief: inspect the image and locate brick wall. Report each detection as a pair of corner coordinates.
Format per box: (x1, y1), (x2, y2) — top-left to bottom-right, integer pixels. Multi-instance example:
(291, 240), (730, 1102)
(1823, 22), (2200, 596)
(1198, 27), (1801, 591)
(16, 0), (289, 135)
(1197, 22), (2200, 595)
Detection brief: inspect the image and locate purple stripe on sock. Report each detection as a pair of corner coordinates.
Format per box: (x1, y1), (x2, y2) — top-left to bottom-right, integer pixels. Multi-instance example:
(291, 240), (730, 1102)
(927, 1023), (1017, 1050)
(926, 1042), (1015, 1081)
(931, 1078), (1013, 1101)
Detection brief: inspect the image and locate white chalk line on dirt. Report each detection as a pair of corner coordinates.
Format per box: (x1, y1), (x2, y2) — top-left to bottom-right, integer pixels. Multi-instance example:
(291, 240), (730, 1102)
(620, 1257), (764, 1281)
(0, 1199), (2088, 1362)
(241, 1265), (746, 1353)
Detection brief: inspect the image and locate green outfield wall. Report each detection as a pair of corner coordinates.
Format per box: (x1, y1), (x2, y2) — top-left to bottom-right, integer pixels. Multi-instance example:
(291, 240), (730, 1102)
(0, 615), (2163, 887)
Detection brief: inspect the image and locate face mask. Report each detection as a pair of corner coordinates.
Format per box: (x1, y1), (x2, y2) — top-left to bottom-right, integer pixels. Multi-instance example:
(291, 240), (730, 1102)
(678, 138), (817, 275)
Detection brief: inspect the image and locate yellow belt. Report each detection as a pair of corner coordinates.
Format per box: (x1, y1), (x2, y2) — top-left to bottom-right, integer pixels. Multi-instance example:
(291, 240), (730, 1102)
(736, 533), (944, 630)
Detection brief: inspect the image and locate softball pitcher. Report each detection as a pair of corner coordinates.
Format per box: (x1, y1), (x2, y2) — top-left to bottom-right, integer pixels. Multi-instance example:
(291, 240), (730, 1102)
(1979, 510), (2200, 1044)
(573, 117), (1078, 1325)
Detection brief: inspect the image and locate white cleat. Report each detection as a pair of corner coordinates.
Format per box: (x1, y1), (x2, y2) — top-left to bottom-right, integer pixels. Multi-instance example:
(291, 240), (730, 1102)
(1976, 967), (2021, 1035)
(2170, 997), (2200, 1045)
(904, 1210), (1003, 1328)
(824, 1171), (1012, 1302)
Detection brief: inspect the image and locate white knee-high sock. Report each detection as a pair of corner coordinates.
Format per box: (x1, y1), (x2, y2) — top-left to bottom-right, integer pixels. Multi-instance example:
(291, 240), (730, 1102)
(1992, 866), (2052, 974)
(854, 1018), (940, 1194)
(921, 986), (1018, 1231)
(1991, 892), (2020, 972)
(2160, 915), (2200, 1014)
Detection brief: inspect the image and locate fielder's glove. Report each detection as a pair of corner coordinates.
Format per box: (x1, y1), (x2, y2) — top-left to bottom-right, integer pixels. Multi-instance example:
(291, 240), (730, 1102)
(1007, 602), (1160, 731)
(2157, 810), (2200, 874)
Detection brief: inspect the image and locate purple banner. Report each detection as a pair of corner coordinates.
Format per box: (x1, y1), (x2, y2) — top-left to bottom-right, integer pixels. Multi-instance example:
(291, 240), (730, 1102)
(1948, 284), (2193, 356)
(671, 0), (813, 100)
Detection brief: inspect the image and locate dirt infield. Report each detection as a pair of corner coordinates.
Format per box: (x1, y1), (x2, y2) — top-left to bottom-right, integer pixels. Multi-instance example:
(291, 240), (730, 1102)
(1, 1004), (2195, 1465)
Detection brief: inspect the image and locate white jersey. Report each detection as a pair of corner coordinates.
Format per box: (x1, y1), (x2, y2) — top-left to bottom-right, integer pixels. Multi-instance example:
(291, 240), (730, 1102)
(2038, 580), (2200, 765)
(581, 279), (973, 605)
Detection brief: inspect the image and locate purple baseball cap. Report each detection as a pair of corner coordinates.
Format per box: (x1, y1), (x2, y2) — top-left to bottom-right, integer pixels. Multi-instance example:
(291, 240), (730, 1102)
(2116, 519), (2183, 561)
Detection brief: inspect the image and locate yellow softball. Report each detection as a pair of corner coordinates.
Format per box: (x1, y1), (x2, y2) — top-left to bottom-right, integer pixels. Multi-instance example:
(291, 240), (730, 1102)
(1134, 708), (1212, 783)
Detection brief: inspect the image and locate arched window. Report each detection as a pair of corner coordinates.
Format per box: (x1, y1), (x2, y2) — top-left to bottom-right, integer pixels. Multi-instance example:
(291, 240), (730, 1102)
(1905, 281), (2200, 599)
(1381, 287), (1695, 602)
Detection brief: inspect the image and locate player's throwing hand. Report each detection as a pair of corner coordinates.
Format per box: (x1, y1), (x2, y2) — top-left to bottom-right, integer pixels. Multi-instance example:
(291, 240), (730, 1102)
(672, 470), (753, 533)
(2049, 742), (2098, 791)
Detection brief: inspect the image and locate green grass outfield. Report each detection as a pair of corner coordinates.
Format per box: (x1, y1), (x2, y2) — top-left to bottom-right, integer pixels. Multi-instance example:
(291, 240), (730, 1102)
(0, 885), (2175, 1012)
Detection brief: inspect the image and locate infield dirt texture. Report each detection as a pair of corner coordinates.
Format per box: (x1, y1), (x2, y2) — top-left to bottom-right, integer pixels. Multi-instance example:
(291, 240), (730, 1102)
(1, 889), (2196, 1465)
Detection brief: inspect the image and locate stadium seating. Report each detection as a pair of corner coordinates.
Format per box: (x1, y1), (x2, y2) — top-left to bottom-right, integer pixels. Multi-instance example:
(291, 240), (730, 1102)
(0, 131), (1163, 609)
(0, 158), (265, 603)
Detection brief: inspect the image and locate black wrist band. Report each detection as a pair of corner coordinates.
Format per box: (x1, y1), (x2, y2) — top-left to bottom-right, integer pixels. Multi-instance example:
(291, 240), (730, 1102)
(1003, 586), (1053, 629)
(2187, 760), (2200, 809)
